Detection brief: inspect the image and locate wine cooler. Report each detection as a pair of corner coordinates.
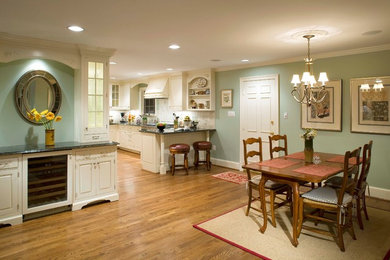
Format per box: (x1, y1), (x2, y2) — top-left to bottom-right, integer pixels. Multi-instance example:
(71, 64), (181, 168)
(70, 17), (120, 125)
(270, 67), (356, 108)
(23, 151), (72, 214)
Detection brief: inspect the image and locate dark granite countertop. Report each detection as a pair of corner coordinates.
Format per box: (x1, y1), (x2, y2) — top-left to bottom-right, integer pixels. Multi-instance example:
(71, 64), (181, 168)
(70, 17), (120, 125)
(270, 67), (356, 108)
(0, 141), (119, 156)
(139, 128), (216, 135)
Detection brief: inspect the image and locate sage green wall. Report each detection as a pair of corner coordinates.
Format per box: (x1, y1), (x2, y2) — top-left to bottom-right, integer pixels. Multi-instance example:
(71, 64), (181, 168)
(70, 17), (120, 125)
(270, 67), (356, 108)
(0, 59), (74, 147)
(211, 50), (390, 190)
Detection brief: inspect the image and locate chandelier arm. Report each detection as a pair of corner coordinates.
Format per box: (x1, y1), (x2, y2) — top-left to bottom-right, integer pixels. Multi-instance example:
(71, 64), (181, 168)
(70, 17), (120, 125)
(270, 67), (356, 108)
(291, 88), (309, 104)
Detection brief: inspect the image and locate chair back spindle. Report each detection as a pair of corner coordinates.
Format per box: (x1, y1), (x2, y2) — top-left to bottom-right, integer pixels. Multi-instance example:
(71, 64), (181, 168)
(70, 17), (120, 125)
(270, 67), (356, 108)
(269, 134), (288, 159)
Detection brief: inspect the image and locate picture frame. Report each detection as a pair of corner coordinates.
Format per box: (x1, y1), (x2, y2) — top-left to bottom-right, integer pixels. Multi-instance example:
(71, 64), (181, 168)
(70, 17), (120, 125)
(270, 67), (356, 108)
(350, 76), (390, 135)
(301, 80), (342, 131)
(221, 89), (233, 108)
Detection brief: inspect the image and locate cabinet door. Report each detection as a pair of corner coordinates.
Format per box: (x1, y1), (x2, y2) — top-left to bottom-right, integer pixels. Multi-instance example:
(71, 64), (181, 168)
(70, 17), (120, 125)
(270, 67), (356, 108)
(96, 158), (115, 195)
(75, 161), (95, 200)
(132, 131), (142, 152)
(0, 169), (19, 217)
(168, 76), (184, 110)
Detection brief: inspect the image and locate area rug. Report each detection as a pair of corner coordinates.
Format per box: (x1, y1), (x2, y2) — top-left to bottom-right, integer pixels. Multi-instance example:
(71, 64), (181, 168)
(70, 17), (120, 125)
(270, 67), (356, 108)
(193, 205), (390, 259)
(212, 172), (248, 184)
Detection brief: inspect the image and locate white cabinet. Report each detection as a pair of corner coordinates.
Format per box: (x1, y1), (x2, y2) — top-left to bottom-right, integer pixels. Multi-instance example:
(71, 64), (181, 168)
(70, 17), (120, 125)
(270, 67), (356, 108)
(109, 82), (131, 110)
(73, 146), (118, 210)
(0, 155), (22, 225)
(168, 73), (186, 110)
(109, 124), (119, 143)
(115, 125), (142, 153)
(75, 47), (115, 143)
(187, 69), (215, 111)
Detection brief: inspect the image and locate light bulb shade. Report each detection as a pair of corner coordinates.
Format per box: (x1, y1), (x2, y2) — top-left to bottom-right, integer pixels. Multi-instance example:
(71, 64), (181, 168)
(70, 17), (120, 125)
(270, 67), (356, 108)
(291, 74), (300, 85)
(373, 82), (384, 90)
(318, 72), (329, 84)
(360, 84), (370, 91)
(301, 72), (311, 84)
(309, 75), (317, 86)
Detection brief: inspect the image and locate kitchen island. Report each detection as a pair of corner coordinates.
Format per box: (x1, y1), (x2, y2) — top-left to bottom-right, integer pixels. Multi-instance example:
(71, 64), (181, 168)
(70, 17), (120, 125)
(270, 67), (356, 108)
(140, 128), (215, 174)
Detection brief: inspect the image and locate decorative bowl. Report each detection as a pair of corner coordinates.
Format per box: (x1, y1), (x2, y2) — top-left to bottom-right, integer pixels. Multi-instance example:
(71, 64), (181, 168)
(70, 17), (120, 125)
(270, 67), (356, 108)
(156, 123), (166, 132)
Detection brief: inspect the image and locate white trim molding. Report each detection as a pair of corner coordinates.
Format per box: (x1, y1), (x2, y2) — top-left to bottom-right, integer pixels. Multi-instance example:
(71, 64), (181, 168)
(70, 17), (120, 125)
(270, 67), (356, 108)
(211, 157), (241, 170)
(367, 186), (390, 201)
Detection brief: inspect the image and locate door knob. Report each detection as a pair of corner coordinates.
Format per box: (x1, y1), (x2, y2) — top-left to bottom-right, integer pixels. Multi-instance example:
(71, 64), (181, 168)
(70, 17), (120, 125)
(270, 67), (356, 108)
(270, 131), (274, 135)
(270, 120), (274, 125)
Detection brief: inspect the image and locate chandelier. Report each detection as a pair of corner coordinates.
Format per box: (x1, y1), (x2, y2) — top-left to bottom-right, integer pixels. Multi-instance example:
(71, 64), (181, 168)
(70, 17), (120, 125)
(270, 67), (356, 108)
(291, 35), (328, 106)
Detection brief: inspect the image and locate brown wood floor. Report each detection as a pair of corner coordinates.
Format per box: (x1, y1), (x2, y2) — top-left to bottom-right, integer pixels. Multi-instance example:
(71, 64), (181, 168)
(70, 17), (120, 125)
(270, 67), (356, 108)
(0, 150), (388, 259)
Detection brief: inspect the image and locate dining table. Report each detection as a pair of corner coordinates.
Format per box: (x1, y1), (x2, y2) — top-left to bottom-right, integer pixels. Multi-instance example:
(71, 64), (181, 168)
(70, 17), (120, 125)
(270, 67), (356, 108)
(242, 151), (355, 247)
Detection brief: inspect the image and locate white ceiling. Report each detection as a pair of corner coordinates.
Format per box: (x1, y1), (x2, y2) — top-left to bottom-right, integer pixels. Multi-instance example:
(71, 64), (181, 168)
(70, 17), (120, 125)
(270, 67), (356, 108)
(1, 0), (390, 80)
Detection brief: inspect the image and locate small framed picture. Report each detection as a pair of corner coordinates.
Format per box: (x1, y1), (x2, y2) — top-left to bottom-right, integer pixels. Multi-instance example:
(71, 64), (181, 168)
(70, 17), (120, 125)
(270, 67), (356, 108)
(221, 89), (233, 108)
(350, 76), (390, 134)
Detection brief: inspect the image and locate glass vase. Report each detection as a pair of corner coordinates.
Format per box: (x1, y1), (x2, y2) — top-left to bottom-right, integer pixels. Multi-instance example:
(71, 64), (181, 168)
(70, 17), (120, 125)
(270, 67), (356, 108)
(304, 138), (313, 163)
(45, 129), (55, 146)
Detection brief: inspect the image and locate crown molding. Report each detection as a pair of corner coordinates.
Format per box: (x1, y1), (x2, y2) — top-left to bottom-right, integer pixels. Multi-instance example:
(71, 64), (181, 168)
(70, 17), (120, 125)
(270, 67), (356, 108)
(215, 43), (390, 72)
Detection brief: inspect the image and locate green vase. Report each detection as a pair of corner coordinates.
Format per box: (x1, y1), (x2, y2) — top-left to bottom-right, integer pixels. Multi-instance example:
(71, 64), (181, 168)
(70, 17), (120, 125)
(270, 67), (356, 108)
(304, 138), (314, 163)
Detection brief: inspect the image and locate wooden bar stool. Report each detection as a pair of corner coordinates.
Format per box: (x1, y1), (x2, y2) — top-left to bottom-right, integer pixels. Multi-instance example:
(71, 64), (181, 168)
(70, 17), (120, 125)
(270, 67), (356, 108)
(169, 143), (190, 175)
(193, 141), (212, 170)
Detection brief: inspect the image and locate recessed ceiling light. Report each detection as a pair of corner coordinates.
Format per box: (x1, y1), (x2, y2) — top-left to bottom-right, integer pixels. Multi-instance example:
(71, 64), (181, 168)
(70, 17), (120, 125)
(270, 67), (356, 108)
(111, 77), (116, 80)
(137, 72), (143, 75)
(109, 61), (117, 65)
(169, 44), (180, 50)
(362, 30), (382, 36)
(166, 68), (173, 71)
(67, 25), (84, 32)
(241, 59), (249, 62)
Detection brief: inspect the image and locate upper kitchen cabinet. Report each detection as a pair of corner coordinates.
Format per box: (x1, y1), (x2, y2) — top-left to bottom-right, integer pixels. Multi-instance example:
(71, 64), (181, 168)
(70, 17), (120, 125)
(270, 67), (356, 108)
(109, 82), (130, 110)
(75, 47), (115, 143)
(168, 73), (186, 111)
(187, 69), (215, 111)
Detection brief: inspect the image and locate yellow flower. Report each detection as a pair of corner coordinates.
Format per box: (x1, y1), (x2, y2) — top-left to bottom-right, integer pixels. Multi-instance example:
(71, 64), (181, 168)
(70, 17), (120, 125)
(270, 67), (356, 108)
(46, 112), (55, 121)
(34, 113), (42, 122)
(54, 116), (62, 122)
(27, 112), (34, 120)
(30, 108), (37, 114)
(40, 109), (49, 115)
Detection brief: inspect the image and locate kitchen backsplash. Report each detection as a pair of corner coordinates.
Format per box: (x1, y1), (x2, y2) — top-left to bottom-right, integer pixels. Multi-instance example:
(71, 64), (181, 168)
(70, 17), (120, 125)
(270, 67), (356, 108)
(109, 99), (215, 128)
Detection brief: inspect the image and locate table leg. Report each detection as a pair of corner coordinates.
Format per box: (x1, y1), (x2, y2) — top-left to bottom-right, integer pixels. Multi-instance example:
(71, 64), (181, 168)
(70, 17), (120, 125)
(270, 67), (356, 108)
(159, 135), (166, 174)
(259, 176), (268, 233)
(291, 182), (300, 247)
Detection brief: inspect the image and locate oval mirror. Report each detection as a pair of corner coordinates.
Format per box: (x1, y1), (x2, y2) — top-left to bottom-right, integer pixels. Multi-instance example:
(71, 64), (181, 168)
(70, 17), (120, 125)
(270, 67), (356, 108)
(15, 70), (62, 125)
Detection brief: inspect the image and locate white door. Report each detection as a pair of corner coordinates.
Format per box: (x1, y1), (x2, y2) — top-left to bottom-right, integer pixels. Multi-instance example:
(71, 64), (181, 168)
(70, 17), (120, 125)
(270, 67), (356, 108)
(240, 74), (279, 165)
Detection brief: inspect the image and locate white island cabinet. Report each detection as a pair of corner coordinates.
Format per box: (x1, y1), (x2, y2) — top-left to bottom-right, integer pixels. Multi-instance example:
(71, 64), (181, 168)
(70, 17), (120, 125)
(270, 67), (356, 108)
(140, 129), (214, 174)
(0, 155), (22, 225)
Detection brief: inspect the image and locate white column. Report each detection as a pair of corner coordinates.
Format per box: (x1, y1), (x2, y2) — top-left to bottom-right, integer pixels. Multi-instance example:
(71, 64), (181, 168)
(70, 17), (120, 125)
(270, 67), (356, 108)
(159, 134), (166, 174)
(206, 130), (210, 141)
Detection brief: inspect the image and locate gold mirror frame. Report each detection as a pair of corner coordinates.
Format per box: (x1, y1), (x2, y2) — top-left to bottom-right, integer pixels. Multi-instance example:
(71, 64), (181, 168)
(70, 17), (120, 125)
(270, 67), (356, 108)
(15, 70), (62, 125)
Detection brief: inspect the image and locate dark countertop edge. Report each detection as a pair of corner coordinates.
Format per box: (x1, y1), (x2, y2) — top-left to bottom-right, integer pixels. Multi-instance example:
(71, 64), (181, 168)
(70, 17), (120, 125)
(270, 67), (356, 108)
(0, 141), (119, 156)
(139, 129), (216, 135)
(110, 123), (142, 126)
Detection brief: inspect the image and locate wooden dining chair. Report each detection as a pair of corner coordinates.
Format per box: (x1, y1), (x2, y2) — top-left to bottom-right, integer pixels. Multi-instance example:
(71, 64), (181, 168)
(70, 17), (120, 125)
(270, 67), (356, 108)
(297, 147), (361, 252)
(269, 134), (288, 159)
(355, 140), (373, 230)
(243, 137), (290, 227)
(324, 141), (373, 230)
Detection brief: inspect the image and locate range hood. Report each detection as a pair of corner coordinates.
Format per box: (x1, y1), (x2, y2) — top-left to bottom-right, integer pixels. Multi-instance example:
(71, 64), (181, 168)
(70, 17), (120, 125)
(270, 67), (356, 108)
(144, 78), (169, 99)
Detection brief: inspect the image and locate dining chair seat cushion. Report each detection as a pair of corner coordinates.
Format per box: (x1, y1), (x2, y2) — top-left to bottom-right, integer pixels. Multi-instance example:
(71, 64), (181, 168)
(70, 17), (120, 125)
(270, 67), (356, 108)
(324, 176), (354, 188)
(250, 175), (286, 189)
(301, 186), (352, 206)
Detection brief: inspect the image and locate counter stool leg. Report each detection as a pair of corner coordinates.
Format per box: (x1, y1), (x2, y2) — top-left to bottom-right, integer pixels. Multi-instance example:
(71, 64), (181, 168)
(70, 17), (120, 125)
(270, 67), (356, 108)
(184, 153), (189, 175)
(206, 149), (211, 171)
(194, 149), (199, 169)
(171, 154), (175, 175)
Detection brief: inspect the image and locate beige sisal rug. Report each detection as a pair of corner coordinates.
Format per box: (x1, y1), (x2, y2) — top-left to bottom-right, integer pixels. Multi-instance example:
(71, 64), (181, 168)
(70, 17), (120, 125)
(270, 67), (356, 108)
(194, 205), (390, 259)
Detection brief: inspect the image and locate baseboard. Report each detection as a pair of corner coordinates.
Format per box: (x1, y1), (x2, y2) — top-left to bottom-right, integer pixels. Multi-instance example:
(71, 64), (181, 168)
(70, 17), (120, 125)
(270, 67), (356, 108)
(72, 193), (119, 211)
(367, 186), (390, 201)
(211, 157), (241, 170)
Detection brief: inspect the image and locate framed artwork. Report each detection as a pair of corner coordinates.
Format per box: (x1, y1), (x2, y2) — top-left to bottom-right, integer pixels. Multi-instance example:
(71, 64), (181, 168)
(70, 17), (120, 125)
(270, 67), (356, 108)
(221, 89), (233, 108)
(350, 76), (390, 134)
(301, 80), (342, 131)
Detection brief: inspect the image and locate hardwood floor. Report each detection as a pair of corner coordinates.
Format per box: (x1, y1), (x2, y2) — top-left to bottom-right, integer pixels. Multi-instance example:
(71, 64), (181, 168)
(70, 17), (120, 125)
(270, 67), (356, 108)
(0, 150), (388, 259)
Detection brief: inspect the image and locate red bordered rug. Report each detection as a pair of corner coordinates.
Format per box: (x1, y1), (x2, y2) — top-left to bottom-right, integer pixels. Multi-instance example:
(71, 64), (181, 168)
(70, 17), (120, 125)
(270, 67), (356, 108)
(212, 172), (248, 184)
